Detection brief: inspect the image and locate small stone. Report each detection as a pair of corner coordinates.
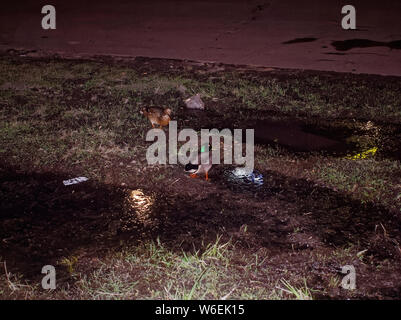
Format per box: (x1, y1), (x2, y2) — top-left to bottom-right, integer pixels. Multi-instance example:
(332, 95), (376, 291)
(184, 93), (205, 110)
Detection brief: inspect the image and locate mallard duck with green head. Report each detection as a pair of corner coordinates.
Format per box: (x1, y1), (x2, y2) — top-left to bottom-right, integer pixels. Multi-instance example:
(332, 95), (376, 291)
(184, 143), (213, 181)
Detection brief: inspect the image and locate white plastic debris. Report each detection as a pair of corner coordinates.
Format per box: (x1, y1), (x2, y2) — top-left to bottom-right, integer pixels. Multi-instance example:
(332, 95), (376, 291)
(63, 177), (89, 186)
(184, 93), (205, 110)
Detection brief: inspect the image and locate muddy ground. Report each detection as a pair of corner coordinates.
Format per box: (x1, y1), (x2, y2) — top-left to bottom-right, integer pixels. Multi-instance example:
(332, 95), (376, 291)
(0, 54), (401, 299)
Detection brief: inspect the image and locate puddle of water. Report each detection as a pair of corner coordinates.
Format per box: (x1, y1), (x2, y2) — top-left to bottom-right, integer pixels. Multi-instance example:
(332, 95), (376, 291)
(331, 39), (401, 51)
(305, 120), (401, 161)
(283, 37), (318, 44)
(254, 119), (401, 161)
(181, 108), (401, 161)
(255, 119), (343, 152)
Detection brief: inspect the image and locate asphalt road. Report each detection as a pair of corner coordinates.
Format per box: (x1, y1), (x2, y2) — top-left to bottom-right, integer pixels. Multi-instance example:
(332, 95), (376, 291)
(1, 0), (401, 75)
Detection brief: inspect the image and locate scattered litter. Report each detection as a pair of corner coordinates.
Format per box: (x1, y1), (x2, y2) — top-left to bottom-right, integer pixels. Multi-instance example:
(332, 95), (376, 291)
(223, 167), (264, 190)
(184, 93), (205, 110)
(357, 249), (368, 258)
(345, 146), (378, 160)
(63, 177), (89, 186)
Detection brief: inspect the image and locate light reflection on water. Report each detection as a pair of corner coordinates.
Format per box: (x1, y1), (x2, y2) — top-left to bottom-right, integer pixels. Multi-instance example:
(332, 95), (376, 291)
(122, 189), (155, 230)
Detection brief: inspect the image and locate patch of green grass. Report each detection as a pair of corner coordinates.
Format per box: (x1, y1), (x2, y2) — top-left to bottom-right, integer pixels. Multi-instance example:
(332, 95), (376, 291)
(77, 267), (140, 300)
(312, 158), (401, 210)
(230, 78), (288, 109)
(1, 56), (400, 173)
(1, 56), (400, 300)
(278, 279), (313, 300)
(0, 60), (73, 89)
(0, 261), (39, 299)
(44, 236), (312, 300)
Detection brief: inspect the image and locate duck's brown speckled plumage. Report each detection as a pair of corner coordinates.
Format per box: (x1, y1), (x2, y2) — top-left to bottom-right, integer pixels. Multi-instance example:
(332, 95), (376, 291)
(141, 107), (172, 128)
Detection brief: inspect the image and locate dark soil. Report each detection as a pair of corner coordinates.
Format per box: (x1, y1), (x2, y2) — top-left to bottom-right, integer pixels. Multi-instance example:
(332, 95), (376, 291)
(2, 157), (401, 298)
